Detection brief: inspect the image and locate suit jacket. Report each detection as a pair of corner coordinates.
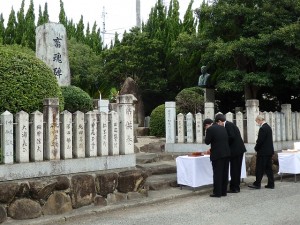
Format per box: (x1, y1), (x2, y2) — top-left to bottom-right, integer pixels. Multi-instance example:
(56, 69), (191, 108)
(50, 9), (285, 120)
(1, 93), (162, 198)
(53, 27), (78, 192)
(224, 121), (247, 157)
(254, 123), (274, 156)
(205, 123), (231, 161)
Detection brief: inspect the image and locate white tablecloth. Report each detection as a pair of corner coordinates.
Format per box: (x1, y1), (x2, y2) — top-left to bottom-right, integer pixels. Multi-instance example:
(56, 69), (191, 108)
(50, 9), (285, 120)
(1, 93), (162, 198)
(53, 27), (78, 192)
(278, 152), (300, 174)
(176, 155), (246, 188)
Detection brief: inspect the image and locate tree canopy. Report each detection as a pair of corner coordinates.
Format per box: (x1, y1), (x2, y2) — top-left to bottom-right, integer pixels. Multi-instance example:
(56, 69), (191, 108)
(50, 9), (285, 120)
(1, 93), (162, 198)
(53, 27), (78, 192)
(1, 0), (300, 113)
(195, 0), (300, 107)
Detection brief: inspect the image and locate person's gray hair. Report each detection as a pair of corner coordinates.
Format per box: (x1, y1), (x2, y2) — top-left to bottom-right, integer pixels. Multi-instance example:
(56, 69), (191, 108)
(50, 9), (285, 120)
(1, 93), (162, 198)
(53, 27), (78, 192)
(256, 115), (265, 121)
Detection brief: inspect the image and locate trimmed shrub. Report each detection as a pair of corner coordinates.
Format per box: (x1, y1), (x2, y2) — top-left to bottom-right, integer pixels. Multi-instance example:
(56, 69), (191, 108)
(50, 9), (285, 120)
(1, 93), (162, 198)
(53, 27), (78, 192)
(61, 85), (93, 113)
(149, 104), (165, 137)
(175, 87), (204, 114)
(0, 45), (64, 114)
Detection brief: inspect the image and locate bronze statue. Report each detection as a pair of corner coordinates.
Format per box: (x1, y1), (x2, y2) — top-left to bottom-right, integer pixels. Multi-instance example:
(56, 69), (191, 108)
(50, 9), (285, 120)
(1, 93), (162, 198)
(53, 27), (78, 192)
(198, 66), (212, 88)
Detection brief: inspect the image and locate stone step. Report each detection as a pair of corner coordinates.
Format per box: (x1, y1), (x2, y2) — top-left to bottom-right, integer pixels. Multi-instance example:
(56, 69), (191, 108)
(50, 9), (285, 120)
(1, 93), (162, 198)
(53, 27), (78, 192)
(136, 160), (177, 175)
(140, 142), (165, 153)
(136, 153), (160, 164)
(144, 173), (178, 190)
(136, 152), (183, 164)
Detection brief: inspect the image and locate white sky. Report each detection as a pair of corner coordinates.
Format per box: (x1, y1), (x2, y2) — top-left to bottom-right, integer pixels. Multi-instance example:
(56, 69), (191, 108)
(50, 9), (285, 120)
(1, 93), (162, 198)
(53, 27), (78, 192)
(0, 0), (201, 45)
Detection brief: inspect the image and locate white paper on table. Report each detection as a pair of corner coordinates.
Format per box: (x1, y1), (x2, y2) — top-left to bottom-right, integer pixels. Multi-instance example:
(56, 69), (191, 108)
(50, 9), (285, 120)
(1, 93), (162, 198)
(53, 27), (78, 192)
(278, 152), (300, 174)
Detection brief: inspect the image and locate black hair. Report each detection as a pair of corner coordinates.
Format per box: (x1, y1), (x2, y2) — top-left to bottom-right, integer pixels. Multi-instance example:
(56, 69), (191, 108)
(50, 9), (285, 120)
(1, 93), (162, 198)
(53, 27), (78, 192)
(203, 118), (213, 126)
(215, 113), (226, 123)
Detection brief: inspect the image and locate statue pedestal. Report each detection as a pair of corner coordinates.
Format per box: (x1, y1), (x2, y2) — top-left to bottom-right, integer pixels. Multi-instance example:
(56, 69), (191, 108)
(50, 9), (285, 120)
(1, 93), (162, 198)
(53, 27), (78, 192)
(204, 88), (215, 103)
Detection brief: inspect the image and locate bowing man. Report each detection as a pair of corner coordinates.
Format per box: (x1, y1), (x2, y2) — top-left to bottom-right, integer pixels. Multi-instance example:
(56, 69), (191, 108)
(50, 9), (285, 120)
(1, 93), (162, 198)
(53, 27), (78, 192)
(215, 113), (246, 193)
(203, 118), (231, 198)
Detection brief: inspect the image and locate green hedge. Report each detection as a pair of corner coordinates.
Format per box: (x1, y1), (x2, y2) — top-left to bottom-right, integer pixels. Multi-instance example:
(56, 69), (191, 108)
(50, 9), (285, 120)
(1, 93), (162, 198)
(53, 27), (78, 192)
(0, 45), (64, 114)
(175, 87), (204, 114)
(149, 104), (165, 137)
(61, 85), (93, 113)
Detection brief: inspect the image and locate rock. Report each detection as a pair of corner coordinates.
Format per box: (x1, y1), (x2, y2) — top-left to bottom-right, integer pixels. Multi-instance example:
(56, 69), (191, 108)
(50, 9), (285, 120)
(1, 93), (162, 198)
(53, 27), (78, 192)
(249, 155), (257, 175)
(117, 170), (148, 193)
(106, 192), (127, 205)
(145, 174), (178, 190)
(137, 162), (176, 175)
(127, 191), (145, 200)
(0, 183), (19, 204)
(0, 205), (7, 223)
(272, 153), (279, 165)
(15, 182), (30, 198)
(272, 164), (279, 174)
(42, 192), (72, 215)
(119, 77), (145, 127)
(29, 180), (57, 200)
(94, 196), (108, 207)
(8, 198), (42, 220)
(134, 145), (140, 153)
(140, 142), (165, 153)
(55, 176), (70, 190)
(95, 173), (118, 197)
(249, 154), (279, 175)
(135, 127), (150, 136)
(70, 175), (96, 209)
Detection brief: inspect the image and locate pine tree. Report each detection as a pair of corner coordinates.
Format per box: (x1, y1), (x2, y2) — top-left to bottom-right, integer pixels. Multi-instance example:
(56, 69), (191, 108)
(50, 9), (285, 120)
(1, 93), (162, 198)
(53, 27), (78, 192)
(165, 0), (181, 49)
(43, 2), (49, 23)
(89, 22), (102, 54)
(85, 22), (91, 46)
(59, 0), (67, 27)
(143, 0), (167, 41)
(66, 19), (76, 39)
(114, 32), (120, 46)
(37, 2), (49, 26)
(0, 14), (5, 44)
(182, 0), (197, 35)
(37, 5), (44, 26)
(22, 0), (36, 50)
(4, 8), (17, 45)
(15, 0), (25, 45)
(76, 15), (85, 43)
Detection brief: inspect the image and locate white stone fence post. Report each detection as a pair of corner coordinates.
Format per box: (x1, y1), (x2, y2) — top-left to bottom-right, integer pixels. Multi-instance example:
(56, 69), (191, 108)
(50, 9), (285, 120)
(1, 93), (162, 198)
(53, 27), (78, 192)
(164, 100), (300, 147)
(0, 96), (135, 181)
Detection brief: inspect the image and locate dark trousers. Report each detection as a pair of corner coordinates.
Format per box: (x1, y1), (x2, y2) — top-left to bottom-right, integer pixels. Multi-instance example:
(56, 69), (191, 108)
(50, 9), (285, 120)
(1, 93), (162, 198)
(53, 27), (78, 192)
(254, 155), (274, 187)
(229, 153), (244, 191)
(212, 157), (230, 196)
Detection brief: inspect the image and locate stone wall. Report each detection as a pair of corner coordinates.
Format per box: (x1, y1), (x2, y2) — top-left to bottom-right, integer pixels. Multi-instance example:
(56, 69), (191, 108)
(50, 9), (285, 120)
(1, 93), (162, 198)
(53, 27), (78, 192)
(247, 152), (279, 176)
(0, 169), (149, 223)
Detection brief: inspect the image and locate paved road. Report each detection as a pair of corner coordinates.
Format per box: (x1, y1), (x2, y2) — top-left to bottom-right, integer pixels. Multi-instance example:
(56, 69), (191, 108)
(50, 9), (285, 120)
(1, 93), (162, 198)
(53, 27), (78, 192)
(58, 178), (300, 225)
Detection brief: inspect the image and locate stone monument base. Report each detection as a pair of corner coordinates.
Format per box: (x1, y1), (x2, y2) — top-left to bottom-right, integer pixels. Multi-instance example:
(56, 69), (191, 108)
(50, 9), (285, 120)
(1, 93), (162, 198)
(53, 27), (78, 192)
(204, 88), (215, 102)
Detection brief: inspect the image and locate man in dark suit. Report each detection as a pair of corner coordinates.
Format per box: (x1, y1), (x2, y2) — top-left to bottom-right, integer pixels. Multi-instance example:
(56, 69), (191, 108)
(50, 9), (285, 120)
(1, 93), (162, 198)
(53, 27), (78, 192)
(248, 115), (275, 189)
(215, 114), (247, 193)
(204, 118), (231, 197)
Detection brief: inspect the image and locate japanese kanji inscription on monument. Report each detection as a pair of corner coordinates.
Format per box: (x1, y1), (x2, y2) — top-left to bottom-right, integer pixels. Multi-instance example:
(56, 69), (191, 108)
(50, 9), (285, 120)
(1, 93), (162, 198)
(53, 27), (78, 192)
(36, 23), (71, 86)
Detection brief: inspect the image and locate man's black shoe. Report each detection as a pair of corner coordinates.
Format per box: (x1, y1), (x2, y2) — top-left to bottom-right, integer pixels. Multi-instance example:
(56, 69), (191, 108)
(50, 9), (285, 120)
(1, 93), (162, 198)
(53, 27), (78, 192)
(265, 185), (274, 189)
(227, 190), (240, 193)
(222, 193), (227, 196)
(248, 184), (261, 189)
(210, 194), (221, 198)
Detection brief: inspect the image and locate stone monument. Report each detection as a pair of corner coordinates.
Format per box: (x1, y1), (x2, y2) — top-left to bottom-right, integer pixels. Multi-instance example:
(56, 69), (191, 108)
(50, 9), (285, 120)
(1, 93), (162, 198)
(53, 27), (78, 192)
(36, 23), (71, 86)
(119, 77), (145, 127)
(119, 77), (148, 136)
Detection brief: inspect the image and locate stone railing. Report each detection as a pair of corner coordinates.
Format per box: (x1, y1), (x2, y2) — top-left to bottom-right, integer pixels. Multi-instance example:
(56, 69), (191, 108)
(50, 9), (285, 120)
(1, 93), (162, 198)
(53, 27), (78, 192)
(0, 94), (137, 181)
(165, 100), (300, 153)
